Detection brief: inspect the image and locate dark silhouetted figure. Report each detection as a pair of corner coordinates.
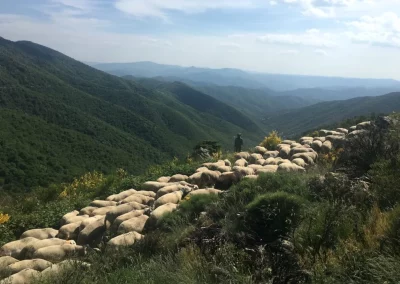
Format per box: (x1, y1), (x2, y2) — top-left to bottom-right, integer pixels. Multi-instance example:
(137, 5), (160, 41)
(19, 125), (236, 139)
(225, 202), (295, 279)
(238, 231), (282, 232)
(234, 133), (243, 152)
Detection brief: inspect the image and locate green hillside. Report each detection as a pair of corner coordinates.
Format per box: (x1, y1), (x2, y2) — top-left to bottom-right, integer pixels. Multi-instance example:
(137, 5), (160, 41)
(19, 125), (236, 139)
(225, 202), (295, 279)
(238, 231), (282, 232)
(263, 92), (400, 137)
(0, 37), (261, 190)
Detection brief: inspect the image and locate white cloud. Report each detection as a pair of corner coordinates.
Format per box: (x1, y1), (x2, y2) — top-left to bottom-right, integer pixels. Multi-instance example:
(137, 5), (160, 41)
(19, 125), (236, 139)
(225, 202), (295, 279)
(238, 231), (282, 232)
(270, 1), (278, 5)
(257, 29), (337, 47)
(346, 12), (400, 48)
(314, 48), (328, 55)
(279, 49), (300, 54)
(114, 0), (257, 19)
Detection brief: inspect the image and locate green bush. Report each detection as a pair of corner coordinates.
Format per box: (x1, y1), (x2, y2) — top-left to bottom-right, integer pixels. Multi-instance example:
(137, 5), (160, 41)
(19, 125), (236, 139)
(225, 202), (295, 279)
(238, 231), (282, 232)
(385, 205), (400, 254)
(370, 154), (400, 210)
(242, 192), (306, 242)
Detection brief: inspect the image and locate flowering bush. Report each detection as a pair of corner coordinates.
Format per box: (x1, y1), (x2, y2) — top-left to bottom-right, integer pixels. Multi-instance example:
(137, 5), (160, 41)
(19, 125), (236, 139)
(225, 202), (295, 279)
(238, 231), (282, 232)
(0, 213), (10, 224)
(60, 171), (105, 197)
(260, 131), (282, 150)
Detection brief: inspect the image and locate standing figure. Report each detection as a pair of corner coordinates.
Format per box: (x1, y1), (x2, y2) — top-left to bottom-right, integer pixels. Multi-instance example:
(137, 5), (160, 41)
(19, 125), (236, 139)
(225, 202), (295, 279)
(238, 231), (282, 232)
(234, 133), (243, 152)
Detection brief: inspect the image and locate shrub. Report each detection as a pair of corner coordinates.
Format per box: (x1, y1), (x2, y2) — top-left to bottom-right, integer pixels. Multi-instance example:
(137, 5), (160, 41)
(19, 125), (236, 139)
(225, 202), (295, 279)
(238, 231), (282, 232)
(385, 205), (400, 254)
(242, 192), (306, 242)
(259, 131), (282, 150)
(370, 154), (400, 210)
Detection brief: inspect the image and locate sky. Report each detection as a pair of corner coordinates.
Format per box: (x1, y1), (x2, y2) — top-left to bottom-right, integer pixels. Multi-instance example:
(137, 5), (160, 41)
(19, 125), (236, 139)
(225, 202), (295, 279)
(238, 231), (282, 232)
(1, 0), (400, 79)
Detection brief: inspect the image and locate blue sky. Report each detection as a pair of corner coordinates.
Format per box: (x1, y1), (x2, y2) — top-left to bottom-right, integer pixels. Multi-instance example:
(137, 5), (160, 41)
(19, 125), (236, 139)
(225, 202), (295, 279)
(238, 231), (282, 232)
(1, 0), (400, 79)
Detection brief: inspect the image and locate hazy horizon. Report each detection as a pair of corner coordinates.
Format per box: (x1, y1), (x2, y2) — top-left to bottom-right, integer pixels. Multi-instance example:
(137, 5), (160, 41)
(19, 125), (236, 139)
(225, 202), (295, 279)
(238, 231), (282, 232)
(1, 0), (400, 80)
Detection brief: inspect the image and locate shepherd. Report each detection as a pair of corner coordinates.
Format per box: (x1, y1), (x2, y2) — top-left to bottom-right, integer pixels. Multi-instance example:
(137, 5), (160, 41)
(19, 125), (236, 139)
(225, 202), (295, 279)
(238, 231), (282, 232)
(234, 133), (243, 152)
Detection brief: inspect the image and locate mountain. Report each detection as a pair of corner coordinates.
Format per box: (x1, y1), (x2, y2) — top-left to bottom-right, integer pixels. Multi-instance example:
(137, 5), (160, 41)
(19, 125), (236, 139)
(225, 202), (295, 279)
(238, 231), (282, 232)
(277, 87), (400, 101)
(92, 61), (400, 92)
(263, 92), (400, 137)
(0, 37), (261, 190)
(131, 77), (318, 122)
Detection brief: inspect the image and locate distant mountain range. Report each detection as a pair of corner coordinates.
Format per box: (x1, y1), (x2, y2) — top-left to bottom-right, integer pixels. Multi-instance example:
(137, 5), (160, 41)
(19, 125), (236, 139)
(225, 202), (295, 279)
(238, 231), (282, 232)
(92, 61), (400, 92)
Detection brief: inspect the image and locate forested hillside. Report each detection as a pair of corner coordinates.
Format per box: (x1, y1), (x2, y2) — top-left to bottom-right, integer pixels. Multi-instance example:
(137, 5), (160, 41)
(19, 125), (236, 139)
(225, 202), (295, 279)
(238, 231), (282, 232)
(0, 37), (261, 190)
(263, 92), (400, 137)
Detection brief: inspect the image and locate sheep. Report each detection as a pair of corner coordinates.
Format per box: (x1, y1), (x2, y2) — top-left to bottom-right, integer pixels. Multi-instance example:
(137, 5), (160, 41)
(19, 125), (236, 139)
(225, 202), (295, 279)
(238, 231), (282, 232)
(255, 159), (266, 165)
(347, 129), (368, 139)
(263, 151), (279, 159)
(0, 256), (18, 268)
(142, 182), (170, 193)
(254, 146), (267, 154)
(215, 172), (239, 190)
(19, 239), (68, 260)
(156, 184), (197, 199)
(106, 189), (137, 202)
(313, 137), (326, 142)
(56, 223), (81, 240)
(107, 232), (144, 248)
(326, 135), (346, 148)
(321, 140), (333, 153)
(311, 140), (323, 152)
(300, 137), (313, 143)
(0, 268), (40, 284)
(79, 216), (105, 231)
(32, 244), (86, 263)
(77, 218), (106, 246)
(233, 166), (255, 178)
(7, 259), (53, 275)
(89, 200), (118, 208)
(119, 194), (154, 205)
(79, 207), (97, 216)
(292, 158), (307, 168)
(224, 159), (232, 167)
(336, 128), (349, 134)
(243, 175), (258, 180)
(20, 229), (58, 240)
(104, 203), (147, 230)
(234, 152), (250, 160)
(149, 203), (178, 222)
(154, 190), (186, 208)
(195, 167), (209, 172)
(40, 260), (90, 279)
(187, 189), (222, 196)
(117, 215), (149, 234)
(356, 121), (372, 130)
(157, 176), (171, 183)
(0, 238), (39, 259)
(291, 153), (317, 165)
(281, 140), (296, 145)
(136, 190), (156, 198)
(188, 170), (221, 188)
(278, 163), (305, 172)
(63, 215), (89, 225)
(256, 165), (278, 174)
(169, 174), (189, 183)
(249, 153), (263, 164)
(264, 157), (279, 165)
(248, 164), (264, 171)
(234, 158), (248, 167)
(290, 147), (314, 156)
(215, 165), (232, 173)
(110, 210), (145, 233)
(90, 206), (117, 217)
(277, 159), (291, 165)
(60, 211), (79, 226)
(0, 256), (18, 275)
(279, 146), (291, 159)
(349, 126), (357, 132)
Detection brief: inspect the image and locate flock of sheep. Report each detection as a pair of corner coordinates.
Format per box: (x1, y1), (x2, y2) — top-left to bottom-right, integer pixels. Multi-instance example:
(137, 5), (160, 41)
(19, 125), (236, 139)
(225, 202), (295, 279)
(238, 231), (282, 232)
(0, 121), (372, 284)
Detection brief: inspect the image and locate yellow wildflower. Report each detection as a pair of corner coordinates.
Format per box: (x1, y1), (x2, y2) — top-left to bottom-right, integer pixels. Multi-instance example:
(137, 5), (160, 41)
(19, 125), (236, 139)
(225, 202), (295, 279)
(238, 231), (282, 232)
(0, 213), (10, 224)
